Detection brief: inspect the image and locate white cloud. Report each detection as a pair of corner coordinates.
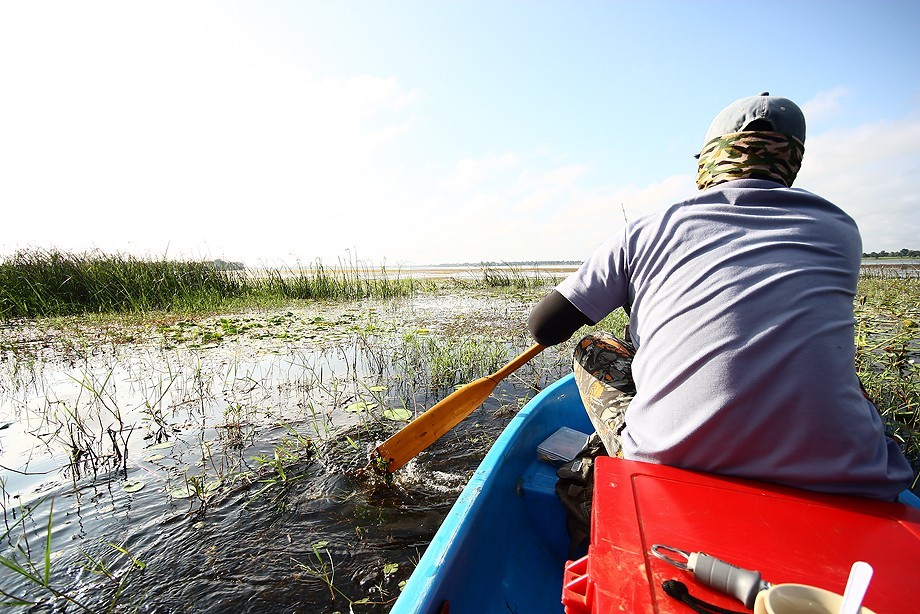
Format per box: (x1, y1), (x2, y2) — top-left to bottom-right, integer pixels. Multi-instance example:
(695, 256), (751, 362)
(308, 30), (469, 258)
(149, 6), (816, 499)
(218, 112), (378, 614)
(801, 86), (850, 124)
(796, 116), (920, 251)
(407, 153), (694, 263)
(0, 2), (419, 265)
(436, 153), (519, 192)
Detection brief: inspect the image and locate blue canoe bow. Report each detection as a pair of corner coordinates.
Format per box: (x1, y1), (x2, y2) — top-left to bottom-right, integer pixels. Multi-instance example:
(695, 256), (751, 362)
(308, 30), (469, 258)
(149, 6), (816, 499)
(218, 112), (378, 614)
(391, 374), (592, 613)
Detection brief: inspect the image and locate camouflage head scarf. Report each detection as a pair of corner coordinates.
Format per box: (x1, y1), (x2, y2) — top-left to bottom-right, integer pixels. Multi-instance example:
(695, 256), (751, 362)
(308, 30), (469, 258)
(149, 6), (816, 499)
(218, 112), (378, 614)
(696, 131), (804, 191)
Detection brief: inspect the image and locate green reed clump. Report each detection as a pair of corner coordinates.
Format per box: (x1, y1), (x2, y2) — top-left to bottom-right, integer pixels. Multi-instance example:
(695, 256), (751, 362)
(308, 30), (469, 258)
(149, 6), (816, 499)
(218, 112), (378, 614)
(480, 264), (561, 290)
(254, 260), (418, 302)
(400, 332), (510, 388)
(0, 250), (421, 319)
(0, 249), (245, 318)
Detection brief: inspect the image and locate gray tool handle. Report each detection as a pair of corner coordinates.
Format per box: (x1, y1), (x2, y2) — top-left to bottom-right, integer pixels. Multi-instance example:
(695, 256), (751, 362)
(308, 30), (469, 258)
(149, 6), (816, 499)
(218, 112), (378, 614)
(689, 552), (764, 609)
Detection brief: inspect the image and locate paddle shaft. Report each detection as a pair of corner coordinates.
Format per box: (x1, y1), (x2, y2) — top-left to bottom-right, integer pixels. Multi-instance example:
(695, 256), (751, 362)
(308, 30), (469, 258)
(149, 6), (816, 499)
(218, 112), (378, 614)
(373, 343), (546, 473)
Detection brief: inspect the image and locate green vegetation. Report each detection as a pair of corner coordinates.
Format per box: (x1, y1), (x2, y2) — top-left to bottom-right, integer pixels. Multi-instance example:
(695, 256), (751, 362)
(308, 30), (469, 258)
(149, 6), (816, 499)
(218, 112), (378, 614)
(0, 249), (245, 317)
(0, 249), (570, 319)
(252, 259), (422, 304)
(1, 499), (146, 610)
(0, 249), (422, 318)
(856, 277), (920, 484)
(480, 264), (562, 290)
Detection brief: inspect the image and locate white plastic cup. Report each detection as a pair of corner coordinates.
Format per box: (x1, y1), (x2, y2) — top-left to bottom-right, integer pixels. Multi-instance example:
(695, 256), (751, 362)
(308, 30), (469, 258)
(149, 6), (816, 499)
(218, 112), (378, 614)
(753, 584), (877, 614)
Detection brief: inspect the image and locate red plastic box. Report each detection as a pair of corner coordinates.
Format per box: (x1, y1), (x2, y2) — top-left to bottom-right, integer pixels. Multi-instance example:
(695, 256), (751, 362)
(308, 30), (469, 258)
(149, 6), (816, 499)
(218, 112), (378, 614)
(562, 457), (920, 613)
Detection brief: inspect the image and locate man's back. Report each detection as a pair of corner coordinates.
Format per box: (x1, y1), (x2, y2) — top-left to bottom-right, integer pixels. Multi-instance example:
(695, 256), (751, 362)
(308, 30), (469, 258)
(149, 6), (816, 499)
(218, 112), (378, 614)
(558, 178), (913, 499)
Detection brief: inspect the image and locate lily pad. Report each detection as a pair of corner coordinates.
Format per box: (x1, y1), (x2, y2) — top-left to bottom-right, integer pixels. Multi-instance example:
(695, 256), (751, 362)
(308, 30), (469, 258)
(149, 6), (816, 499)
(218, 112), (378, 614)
(123, 480), (145, 493)
(382, 407), (412, 421)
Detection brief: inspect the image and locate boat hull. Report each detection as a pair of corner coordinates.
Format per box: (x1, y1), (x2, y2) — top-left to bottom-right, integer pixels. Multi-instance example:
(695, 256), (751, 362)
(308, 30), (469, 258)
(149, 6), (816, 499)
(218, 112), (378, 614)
(391, 374), (589, 614)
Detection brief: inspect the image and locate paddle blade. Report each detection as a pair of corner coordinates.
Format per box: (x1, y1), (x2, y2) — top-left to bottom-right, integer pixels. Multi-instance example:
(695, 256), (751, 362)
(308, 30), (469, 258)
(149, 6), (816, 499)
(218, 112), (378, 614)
(373, 376), (498, 474)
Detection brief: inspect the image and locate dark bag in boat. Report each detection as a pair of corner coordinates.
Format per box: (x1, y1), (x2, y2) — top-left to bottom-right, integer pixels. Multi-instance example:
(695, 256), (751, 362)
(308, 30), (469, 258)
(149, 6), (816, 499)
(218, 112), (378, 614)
(555, 432), (607, 557)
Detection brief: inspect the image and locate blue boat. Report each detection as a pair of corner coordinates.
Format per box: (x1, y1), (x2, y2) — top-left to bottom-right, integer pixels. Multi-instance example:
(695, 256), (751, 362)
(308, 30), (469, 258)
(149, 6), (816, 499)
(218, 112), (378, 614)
(391, 374), (920, 614)
(391, 374), (589, 614)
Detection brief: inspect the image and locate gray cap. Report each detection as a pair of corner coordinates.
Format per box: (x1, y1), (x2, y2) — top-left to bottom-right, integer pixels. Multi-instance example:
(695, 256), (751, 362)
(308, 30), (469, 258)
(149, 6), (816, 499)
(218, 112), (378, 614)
(702, 92), (806, 147)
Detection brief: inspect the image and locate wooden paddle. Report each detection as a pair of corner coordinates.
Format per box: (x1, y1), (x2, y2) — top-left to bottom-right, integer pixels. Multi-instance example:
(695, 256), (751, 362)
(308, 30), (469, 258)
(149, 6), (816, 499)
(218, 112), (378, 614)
(372, 343), (546, 474)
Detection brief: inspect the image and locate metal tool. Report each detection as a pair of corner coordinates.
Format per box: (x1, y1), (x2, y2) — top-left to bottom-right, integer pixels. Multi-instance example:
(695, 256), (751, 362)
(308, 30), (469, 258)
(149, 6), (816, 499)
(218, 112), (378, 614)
(651, 544), (771, 609)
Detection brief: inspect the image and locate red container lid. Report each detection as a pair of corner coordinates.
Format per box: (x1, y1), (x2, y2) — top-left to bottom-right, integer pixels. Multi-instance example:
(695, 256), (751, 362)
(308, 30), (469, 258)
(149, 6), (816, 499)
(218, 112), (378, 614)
(580, 457), (920, 613)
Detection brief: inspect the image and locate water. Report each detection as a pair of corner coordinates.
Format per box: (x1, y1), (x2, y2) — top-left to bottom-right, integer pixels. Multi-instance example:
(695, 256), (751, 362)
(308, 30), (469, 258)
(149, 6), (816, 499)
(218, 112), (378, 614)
(860, 261), (920, 278)
(0, 292), (571, 612)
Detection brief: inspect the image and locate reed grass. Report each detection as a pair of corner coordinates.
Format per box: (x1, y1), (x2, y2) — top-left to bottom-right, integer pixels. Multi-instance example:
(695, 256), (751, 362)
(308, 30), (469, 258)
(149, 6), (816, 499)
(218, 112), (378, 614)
(0, 249), (245, 317)
(0, 250), (419, 319)
(479, 264), (561, 290)
(252, 260), (419, 303)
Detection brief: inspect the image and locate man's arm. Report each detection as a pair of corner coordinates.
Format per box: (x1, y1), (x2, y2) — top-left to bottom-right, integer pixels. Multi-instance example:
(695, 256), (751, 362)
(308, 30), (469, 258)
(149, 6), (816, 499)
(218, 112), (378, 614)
(528, 290), (593, 346)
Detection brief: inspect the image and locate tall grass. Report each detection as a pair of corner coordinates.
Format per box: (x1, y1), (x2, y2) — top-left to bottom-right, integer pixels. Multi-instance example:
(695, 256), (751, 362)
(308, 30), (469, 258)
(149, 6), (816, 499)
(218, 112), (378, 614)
(0, 250), (419, 319)
(0, 249), (245, 317)
(254, 259), (419, 302)
(480, 264), (561, 290)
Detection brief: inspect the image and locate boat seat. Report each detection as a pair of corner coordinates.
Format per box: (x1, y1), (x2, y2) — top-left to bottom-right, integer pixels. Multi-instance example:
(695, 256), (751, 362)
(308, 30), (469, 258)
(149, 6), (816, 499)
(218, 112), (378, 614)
(517, 457), (571, 559)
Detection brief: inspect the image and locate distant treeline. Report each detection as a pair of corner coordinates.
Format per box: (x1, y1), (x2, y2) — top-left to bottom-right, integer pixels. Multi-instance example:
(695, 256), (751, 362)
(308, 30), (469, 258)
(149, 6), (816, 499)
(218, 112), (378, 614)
(212, 259), (246, 270)
(863, 249), (919, 259)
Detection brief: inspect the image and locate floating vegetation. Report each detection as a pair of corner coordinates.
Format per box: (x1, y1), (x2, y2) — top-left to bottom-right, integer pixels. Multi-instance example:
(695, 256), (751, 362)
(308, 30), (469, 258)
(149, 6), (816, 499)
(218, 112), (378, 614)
(856, 276), (920, 482)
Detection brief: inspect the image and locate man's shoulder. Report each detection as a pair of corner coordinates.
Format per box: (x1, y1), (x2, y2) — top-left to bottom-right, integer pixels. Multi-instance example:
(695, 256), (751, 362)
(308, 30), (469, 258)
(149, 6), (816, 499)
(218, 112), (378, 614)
(651, 180), (842, 218)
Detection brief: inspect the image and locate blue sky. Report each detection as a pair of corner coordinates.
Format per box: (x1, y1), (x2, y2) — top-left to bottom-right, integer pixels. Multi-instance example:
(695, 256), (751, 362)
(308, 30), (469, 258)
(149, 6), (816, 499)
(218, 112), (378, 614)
(1, 1), (918, 266)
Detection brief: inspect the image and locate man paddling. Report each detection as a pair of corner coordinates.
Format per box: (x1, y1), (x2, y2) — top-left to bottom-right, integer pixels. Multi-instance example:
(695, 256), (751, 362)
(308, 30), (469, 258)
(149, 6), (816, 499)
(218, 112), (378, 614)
(529, 92), (913, 500)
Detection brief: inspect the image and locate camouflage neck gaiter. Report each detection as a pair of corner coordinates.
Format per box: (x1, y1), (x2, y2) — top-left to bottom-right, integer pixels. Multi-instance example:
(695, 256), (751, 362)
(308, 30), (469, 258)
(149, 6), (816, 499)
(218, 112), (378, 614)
(696, 131), (805, 191)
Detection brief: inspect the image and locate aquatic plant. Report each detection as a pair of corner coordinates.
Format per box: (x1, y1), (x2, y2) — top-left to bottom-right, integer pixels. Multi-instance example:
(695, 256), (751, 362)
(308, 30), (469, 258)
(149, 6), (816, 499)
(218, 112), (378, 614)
(0, 249), (245, 317)
(0, 499), (145, 610)
(255, 258), (420, 302)
(0, 249), (420, 319)
(856, 276), (920, 484)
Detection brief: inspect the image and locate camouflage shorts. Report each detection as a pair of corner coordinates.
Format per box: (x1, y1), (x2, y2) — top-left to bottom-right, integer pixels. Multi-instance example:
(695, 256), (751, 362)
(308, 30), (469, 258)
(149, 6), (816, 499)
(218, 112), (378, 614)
(573, 333), (636, 457)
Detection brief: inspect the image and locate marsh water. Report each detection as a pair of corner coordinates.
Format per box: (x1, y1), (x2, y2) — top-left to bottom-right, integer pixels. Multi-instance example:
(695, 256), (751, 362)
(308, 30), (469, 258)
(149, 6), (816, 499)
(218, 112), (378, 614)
(1, 289), (574, 612)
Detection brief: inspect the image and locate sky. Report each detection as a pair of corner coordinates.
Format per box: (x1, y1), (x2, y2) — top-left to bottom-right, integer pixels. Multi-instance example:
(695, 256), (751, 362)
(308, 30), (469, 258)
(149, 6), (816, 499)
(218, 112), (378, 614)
(1, 1), (918, 268)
